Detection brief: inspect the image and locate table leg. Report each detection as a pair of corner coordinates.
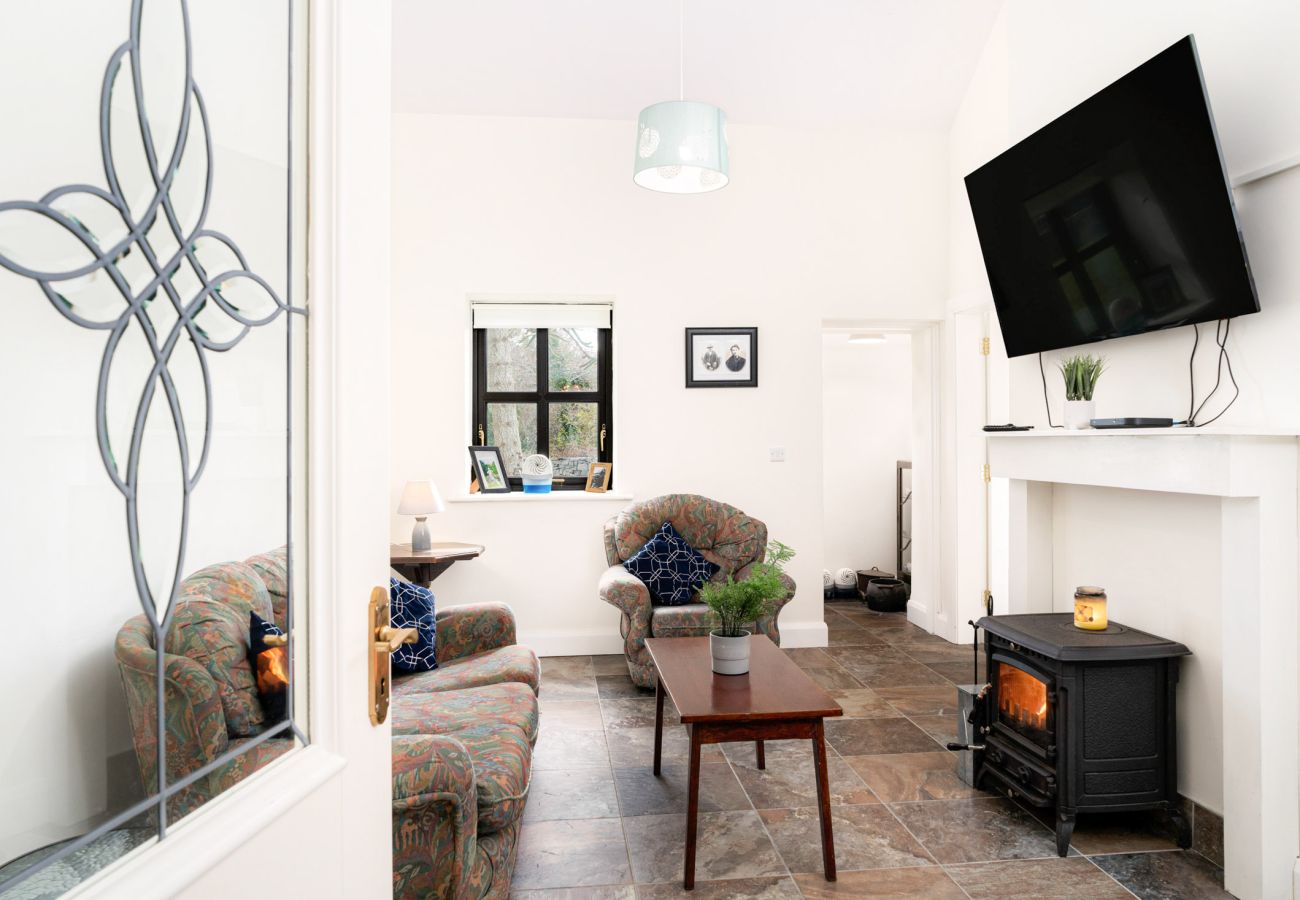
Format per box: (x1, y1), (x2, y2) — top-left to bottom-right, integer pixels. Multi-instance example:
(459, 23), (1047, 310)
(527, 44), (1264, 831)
(684, 725), (702, 890)
(653, 674), (665, 777)
(755, 740), (765, 770)
(811, 719), (836, 881)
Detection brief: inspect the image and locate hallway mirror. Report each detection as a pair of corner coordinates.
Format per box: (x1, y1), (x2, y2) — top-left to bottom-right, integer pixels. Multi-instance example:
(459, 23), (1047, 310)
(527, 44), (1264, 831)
(0, 0), (307, 892)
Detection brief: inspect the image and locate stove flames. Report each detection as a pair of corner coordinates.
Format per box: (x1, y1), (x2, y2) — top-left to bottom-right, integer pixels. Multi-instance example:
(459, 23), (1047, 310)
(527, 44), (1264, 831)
(997, 662), (1049, 732)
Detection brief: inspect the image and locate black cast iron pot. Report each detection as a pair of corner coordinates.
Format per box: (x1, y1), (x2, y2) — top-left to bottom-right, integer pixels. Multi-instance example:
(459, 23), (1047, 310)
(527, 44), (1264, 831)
(864, 578), (909, 612)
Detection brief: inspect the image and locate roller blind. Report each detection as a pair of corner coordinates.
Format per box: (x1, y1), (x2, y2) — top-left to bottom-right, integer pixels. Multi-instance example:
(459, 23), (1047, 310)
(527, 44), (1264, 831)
(471, 302), (613, 330)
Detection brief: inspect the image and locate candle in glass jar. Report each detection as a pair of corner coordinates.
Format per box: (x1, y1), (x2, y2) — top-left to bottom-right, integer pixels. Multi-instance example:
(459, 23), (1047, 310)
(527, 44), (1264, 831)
(1074, 586), (1108, 630)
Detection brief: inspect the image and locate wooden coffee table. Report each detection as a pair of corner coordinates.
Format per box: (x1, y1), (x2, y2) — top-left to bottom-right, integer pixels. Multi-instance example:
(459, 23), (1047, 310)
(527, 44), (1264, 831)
(645, 635), (843, 890)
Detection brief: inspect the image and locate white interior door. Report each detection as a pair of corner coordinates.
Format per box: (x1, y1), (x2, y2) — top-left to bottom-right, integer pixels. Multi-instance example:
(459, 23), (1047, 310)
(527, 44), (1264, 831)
(0, 1), (393, 896)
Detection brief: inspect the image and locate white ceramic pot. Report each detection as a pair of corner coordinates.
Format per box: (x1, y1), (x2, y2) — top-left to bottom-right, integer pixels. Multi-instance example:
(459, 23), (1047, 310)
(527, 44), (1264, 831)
(1063, 399), (1095, 430)
(710, 631), (751, 675)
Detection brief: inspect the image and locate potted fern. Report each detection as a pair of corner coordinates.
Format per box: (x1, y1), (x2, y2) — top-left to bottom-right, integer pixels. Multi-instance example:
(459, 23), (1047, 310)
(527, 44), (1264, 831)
(698, 541), (795, 675)
(1060, 354), (1105, 429)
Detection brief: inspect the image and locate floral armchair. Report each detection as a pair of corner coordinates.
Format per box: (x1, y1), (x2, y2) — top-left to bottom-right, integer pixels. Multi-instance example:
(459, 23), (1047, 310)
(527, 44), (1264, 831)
(598, 494), (796, 688)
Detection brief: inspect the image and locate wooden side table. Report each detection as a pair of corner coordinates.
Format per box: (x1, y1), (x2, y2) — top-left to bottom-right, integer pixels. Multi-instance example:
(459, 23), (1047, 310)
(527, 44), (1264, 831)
(390, 542), (484, 587)
(645, 635), (843, 890)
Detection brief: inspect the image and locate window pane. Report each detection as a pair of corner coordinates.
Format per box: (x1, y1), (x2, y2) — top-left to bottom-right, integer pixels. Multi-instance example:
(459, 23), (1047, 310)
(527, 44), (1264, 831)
(549, 402), (599, 478)
(548, 327), (599, 392)
(486, 328), (538, 391)
(487, 403), (538, 477)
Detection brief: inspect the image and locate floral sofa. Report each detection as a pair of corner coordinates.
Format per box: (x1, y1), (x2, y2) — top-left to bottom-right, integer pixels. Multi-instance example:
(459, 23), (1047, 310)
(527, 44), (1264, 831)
(114, 549), (298, 823)
(598, 494), (796, 688)
(390, 590), (540, 899)
(115, 552), (540, 899)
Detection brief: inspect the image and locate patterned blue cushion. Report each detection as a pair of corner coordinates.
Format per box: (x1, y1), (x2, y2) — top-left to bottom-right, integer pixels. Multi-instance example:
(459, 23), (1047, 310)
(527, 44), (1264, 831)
(390, 578), (438, 672)
(623, 521), (720, 607)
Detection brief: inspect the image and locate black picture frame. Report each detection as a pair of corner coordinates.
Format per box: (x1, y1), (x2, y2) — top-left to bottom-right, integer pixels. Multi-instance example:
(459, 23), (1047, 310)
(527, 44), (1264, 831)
(468, 445), (512, 494)
(685, 327), (758, 388)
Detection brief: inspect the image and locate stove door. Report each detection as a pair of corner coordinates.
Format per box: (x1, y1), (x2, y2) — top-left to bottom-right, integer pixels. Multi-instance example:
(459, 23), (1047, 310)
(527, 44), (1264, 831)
(991, 653), (1056, 759)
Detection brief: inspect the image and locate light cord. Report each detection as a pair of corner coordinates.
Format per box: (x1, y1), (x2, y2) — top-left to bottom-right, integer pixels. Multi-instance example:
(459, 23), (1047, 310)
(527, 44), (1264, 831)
(678, 0), (685, 100)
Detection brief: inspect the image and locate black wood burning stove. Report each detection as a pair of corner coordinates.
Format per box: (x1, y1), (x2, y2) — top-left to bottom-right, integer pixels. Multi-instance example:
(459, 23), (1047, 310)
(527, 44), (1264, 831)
(971, 613), (1191, 856)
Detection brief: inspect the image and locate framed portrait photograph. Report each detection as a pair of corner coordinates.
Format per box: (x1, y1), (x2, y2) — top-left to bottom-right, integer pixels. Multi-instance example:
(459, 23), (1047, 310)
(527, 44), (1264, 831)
(685, 327), (758, 388)
(468, 445), (511, 494)
(585, 461), (613, 493)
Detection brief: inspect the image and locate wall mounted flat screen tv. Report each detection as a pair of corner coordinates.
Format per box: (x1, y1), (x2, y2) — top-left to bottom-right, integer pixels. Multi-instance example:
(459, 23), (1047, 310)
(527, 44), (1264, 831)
(965, 36), (1259, 358)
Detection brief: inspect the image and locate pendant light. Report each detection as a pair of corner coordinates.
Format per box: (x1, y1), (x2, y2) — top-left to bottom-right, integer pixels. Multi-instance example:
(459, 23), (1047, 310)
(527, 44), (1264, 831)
(633, 0), (729, 193)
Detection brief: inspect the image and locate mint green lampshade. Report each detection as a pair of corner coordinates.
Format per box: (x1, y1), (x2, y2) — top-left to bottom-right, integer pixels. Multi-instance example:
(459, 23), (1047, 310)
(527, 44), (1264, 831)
(633, 100), (729, 194)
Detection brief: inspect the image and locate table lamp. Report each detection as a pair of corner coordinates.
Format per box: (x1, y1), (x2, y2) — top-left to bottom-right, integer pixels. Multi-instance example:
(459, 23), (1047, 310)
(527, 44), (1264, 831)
(398, 480), (445, 552)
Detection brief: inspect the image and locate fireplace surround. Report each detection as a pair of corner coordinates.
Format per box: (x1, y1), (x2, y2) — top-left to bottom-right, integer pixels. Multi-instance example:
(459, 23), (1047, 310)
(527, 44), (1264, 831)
(986, 430), (1298, 900)
(971, 613), (1191, 856)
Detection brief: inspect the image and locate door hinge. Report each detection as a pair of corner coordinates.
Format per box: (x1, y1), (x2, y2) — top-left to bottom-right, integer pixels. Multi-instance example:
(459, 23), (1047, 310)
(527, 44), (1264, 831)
(981, 463), (991, 483)
(980, 336), (990, 356)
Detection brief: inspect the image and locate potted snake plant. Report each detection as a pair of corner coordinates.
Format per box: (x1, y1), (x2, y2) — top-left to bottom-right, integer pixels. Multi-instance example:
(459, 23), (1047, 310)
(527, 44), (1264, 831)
(1060, 354), (1106, 429)
(698, 541), (795, 675)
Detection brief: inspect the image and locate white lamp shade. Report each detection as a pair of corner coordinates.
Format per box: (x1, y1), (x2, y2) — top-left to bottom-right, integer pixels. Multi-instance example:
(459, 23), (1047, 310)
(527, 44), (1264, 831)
(398, 480), (445, 516)
(633, 100), (729, 194)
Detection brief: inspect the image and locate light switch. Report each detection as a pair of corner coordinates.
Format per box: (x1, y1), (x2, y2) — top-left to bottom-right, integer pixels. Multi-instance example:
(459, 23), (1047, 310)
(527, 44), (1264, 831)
(769, 447), (786, 463)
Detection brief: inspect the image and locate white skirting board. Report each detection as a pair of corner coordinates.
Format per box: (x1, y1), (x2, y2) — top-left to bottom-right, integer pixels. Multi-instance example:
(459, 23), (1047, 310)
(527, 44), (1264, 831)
(521, 619), (831, 658)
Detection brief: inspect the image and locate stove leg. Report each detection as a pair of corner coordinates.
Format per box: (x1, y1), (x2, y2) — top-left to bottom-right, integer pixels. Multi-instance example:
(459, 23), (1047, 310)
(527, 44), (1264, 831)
(1168, 807), (1192, 849)
(1055, 810), (1076, 857)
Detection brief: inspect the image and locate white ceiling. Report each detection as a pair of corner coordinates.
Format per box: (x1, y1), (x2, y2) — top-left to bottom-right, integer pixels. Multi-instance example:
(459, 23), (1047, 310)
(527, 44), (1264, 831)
(392, 1), (1004, 130)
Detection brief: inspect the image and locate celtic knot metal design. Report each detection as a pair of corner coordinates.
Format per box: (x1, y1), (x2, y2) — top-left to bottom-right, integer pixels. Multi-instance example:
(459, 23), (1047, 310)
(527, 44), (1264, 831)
(0, 0), (304, 625)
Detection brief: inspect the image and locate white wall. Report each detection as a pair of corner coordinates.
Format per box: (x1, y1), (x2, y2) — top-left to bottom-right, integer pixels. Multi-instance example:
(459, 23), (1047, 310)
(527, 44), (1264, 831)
(946, 0), (1300, 814)
(821, 334), (912, 576)
(390, 114), (949, 654)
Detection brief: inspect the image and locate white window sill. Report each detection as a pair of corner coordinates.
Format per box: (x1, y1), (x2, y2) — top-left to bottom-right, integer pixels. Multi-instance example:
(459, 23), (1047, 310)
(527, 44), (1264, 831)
(449, 492), (633, 503)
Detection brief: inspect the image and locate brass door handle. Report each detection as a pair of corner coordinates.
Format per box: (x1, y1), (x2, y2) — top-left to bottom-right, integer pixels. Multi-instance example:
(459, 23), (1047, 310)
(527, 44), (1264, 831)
(368, 586), (419, 726)
(376, 626), (418, 653)
(600, 423), (607, 452)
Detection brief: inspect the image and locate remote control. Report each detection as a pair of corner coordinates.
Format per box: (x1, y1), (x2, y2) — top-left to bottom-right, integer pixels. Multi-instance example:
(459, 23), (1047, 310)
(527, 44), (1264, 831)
(982, 424), (1034, 432)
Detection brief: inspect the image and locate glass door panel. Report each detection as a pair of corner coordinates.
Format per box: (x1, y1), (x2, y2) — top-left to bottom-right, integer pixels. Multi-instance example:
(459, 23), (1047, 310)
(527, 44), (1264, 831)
(0, 0), (307, 892)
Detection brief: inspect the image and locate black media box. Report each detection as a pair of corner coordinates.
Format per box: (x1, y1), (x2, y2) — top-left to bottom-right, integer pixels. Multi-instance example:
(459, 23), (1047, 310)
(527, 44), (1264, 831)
(1090, 417), (1175, 429)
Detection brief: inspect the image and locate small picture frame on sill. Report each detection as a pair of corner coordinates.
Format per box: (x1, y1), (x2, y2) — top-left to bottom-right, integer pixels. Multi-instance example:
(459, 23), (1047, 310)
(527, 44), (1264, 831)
(468, 445), (511, 494)
(685, 327), (758, 388)
(585, 462), (613, 493)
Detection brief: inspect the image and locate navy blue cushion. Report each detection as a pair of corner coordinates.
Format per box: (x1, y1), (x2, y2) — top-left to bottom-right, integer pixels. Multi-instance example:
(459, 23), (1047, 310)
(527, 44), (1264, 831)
(623, 521), (720, 606)
(248, 611), (288, 724)
(390, 578), (438, 672)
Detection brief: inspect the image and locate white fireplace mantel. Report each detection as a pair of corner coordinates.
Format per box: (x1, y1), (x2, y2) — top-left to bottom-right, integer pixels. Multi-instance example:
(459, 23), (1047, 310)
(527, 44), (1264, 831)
(988, 430), (1299, 900)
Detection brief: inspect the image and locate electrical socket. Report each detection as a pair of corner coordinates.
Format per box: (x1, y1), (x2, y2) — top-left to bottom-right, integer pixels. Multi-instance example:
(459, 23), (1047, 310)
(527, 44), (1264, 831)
(769, 447), (786, 463)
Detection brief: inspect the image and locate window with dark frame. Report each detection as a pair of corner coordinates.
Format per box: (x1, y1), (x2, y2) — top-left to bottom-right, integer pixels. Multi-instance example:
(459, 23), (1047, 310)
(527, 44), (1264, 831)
(472, 322), (612, 491)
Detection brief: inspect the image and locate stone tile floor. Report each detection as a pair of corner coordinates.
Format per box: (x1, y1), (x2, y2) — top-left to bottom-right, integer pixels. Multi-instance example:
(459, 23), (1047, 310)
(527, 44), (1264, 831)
(511, 603), (1230, 899)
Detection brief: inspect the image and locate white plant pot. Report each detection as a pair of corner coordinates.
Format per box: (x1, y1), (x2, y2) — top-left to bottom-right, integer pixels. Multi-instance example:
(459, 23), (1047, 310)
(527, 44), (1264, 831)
(1064, 399), (1095, 430)
(710, 631), (751, 676)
